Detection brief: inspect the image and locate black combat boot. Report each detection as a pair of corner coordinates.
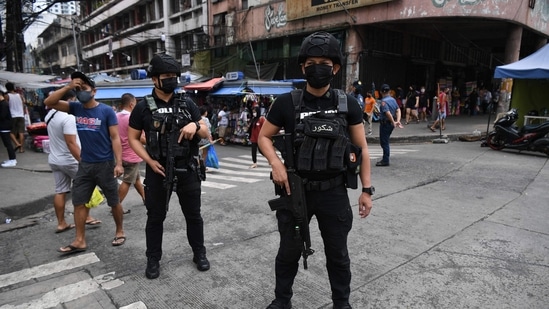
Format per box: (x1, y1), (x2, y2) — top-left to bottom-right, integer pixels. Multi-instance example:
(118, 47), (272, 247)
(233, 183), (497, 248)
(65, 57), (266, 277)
(193, 252), (210, 271)
(145, 257), (160, 279)
(266, 299), (292, 309)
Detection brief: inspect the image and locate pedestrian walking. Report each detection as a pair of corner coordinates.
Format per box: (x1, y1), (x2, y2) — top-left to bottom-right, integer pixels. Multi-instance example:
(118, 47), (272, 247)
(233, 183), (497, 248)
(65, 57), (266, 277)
(45, 89), (100, 233)
(44, 71), (126, 254)
(0, 84), (17, 167)
(116, 93), (145, 213)
(376, 84), (403, 167)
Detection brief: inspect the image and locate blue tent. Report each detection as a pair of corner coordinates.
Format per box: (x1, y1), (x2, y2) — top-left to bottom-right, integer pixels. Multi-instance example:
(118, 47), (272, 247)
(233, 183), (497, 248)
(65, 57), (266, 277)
(494, 44), (549, 79)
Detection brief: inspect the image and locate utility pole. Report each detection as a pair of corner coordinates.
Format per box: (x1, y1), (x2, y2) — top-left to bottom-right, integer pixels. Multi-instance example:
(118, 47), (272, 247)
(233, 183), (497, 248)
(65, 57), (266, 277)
(72, 17), (81, 71)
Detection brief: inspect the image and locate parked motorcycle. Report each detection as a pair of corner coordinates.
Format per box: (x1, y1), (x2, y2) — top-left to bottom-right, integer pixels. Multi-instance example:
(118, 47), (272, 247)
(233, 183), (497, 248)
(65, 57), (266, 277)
(486, 108), (549, 156)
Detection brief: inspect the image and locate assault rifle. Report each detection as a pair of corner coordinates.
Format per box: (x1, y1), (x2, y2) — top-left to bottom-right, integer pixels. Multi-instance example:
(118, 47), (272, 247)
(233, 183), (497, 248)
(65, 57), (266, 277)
(162, 96), (192, 212)
(268, 133), (315, 269)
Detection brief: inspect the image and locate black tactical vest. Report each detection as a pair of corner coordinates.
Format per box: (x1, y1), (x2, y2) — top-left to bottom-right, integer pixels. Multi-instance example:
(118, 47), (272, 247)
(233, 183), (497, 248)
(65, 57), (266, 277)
(292, 89), (350, 176)
(145, 95), (192, 165)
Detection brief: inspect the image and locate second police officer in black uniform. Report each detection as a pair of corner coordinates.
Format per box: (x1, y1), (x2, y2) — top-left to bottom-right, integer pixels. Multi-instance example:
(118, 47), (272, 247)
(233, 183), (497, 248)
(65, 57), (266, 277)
(258, 32), (374, 309)
(127, 53), (210, 279)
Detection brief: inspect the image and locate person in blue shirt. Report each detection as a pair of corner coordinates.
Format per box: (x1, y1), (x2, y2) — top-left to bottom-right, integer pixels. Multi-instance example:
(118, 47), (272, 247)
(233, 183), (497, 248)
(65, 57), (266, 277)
(376, 84), (403, 166)
(44, 72), (126, 254)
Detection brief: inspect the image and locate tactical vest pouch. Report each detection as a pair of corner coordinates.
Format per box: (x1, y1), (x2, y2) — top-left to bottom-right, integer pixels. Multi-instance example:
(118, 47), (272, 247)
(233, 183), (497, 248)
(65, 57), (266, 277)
(345, 143), (362, 189)
(329, 136), (347, 170)
(297, 135), (316, 171)
(151, 113), (165, 132)
(303, 117), (340, 139)
(147, 132), (161, 160)
(312, 138), (330, 171)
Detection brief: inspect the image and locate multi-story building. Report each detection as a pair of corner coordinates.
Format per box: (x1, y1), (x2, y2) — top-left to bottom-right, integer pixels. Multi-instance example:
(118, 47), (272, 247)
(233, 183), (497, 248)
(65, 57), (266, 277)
(35, 0), (549, 95)
(36, 15), (78, 76)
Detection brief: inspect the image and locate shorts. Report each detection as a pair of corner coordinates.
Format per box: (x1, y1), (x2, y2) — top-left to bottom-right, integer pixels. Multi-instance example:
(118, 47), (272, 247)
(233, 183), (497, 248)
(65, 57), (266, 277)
(11, 117), (25, 135)
(120, 161), (140, 184)
(50, 163), (78, 194)
(437, 111), (447, 120)
(72, 161), (120, 207)
(218, 126), (227, 138)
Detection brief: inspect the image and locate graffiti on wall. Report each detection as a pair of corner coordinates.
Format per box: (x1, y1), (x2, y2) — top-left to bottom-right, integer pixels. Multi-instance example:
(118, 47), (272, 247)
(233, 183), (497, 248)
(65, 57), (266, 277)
(432, 0), (483, 8)
(265, 3), (288, 32)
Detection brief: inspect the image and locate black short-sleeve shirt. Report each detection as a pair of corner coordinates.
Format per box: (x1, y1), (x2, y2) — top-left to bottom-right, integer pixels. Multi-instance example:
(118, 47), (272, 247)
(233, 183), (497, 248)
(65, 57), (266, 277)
(129, 90), (202, 160)
(266, 88), (363, 133)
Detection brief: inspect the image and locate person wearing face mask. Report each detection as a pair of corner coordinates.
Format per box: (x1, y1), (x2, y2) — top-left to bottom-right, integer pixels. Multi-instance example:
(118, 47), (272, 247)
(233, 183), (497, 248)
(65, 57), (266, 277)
(258, 32), (374, 309)
(44, 72), (126, 254)
(417, 86), (430, 122)
(126, 53), (210, 279)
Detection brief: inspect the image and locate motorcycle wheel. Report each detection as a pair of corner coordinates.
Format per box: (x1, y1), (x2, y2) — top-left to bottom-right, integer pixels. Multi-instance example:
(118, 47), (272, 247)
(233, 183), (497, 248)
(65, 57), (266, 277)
(486, 132), (505, 150)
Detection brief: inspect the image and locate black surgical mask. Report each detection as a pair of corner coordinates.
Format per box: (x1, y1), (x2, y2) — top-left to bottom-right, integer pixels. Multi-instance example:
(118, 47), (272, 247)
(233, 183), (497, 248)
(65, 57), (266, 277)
(158, 77), (178, 94)
(304, 64), (334, 89)
(76, 90), (93, 103)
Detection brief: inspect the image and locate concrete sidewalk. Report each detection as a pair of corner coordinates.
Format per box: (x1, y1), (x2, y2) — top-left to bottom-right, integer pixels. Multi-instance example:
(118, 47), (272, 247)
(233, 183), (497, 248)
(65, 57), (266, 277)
(0, 114), (493, 228)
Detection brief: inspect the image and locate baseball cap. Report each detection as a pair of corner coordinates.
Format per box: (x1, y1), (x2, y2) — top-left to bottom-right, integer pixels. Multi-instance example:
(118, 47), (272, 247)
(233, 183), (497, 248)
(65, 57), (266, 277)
(381, 84), (390, 92)
(71, 71), (96, 88)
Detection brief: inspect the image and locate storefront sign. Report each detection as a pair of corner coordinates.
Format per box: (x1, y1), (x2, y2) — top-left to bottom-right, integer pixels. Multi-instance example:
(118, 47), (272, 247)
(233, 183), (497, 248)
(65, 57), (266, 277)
(286, 0), (393, 21)
(265, 4), (287, 32)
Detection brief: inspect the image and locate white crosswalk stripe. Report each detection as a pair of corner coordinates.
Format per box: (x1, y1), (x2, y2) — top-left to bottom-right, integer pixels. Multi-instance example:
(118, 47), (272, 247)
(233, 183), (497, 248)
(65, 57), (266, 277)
(0, 253), (131, 309)
(367, 148), (418, 160)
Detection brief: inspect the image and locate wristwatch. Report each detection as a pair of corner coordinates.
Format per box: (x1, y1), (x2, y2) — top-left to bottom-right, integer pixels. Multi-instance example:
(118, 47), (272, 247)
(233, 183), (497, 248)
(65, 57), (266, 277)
(194, 121), (201, 132)
(362, 186), (375, 195)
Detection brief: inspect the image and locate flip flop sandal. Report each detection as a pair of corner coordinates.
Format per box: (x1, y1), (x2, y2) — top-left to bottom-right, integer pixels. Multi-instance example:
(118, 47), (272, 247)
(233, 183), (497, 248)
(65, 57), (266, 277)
(85, 219), (102, 226)
(112, 236), (126, 246)
(55, 224), (75, 234)
(58, 245), (87, 255)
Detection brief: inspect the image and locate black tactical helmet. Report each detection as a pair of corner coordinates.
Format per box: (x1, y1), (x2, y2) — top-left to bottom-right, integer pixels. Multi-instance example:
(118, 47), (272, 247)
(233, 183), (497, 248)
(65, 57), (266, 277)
(147, 53), (182, 77)
(298, 32), (343, 65)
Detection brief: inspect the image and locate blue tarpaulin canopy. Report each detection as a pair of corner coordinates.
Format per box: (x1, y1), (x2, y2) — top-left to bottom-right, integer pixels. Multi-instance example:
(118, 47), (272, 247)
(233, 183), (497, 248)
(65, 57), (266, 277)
(494, 44), (549, 79)
(248, 85), (294, 95)
(95, 87), (152, 100)
(210, 86), (244, 96)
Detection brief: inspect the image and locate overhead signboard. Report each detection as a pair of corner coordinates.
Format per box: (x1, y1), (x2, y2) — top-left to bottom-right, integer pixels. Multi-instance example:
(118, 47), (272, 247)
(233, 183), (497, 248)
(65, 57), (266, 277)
(286, 0), (393, 21)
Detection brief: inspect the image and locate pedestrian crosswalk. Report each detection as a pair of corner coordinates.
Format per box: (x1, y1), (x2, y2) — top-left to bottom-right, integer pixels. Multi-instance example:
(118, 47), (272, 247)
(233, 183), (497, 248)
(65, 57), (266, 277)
(0, 253), (132, 309)
(138, 148), (418, 191)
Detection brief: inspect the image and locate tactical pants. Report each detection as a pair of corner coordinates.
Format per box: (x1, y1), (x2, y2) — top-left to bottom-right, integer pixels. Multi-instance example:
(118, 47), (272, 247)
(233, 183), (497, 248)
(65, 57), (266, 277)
(143, 164), (205, 261)
(274, 184), (353, 306)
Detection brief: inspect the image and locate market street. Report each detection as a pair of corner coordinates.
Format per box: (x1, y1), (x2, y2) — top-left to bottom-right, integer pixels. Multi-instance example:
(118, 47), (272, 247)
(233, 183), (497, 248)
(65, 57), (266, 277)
(0, 139), (548, 308)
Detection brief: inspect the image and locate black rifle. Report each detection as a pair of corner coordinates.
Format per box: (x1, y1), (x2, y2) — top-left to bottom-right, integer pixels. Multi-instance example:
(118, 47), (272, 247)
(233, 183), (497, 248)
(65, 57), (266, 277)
(162, 96), (191, 212)
(268, 133), (315, 269)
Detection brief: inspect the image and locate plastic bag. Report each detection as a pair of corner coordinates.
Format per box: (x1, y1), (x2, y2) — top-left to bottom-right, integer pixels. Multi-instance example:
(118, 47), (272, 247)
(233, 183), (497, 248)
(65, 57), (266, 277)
(85, 187), (104, 208)
(205, 145), (219, 169)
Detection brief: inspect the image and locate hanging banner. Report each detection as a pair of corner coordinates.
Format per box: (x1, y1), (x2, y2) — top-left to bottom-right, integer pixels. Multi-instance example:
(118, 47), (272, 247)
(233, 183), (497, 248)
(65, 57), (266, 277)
(286, 0), (393, 21)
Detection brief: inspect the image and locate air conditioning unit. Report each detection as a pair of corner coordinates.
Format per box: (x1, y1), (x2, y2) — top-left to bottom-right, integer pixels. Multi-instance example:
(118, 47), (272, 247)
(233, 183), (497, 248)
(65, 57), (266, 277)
(225, 71), (244, 81)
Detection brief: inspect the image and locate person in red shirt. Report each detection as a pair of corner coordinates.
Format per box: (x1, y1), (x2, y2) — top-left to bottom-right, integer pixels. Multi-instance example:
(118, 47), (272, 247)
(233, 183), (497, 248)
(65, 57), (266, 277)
(248, 106), (265, 168)
(430, 87), (449, 132)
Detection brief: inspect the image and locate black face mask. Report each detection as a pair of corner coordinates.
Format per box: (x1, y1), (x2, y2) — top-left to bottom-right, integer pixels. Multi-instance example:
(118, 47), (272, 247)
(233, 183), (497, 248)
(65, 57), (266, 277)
(304, 64), (334, 89)
(157, 77), (178, 94)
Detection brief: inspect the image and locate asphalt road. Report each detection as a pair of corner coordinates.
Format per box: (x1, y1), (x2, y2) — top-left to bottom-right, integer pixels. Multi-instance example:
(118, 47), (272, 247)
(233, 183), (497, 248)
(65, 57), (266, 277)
(0, 141), (548, 309)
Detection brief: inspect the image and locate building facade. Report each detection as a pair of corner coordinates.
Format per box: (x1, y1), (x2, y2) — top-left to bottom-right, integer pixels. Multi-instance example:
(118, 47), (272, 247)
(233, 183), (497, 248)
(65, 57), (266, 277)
(35, 0), (549, 94)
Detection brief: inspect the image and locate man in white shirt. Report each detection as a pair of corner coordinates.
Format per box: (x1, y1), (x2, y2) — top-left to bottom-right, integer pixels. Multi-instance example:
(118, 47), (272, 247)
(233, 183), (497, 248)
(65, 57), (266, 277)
(5, 82), (26, 153)
(217, 104), (229, 145)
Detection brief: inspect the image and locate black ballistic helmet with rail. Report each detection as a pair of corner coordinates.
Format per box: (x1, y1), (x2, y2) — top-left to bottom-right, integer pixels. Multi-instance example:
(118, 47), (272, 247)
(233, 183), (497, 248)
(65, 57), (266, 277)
(298, 32), (343, 65)
(147, 53), (182, 77)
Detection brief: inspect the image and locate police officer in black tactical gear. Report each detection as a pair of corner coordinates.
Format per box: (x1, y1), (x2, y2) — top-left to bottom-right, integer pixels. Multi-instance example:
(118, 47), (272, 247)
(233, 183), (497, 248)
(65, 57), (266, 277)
(127, 53), (210, 279)
(258, 32), (374, 309)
